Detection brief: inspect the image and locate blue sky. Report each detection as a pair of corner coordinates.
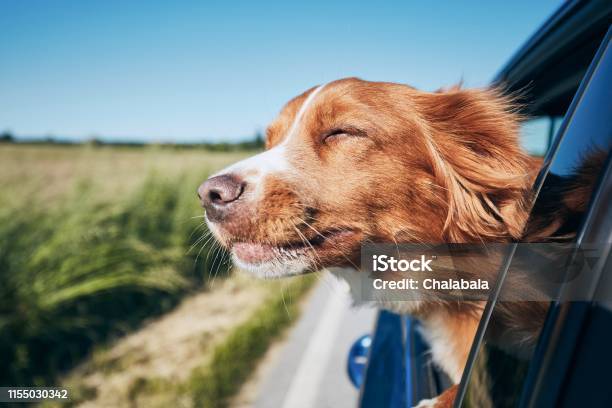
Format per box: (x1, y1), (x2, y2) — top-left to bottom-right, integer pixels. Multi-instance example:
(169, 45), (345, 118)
(0, 0), (561, 143)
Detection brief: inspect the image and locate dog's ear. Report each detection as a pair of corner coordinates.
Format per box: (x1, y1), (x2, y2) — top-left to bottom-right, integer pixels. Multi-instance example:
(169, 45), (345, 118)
(415, 87), (538, 242)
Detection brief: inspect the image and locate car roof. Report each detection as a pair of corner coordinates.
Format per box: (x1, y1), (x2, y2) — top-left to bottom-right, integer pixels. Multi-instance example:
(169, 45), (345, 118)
(493, 0), (612, 116)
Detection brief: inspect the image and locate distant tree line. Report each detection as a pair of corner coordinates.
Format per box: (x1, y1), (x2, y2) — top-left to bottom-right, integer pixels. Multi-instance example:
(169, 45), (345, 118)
(200, 132), (264, 151)
(0, 130), (265, 151)
(0, 131), (14, 143)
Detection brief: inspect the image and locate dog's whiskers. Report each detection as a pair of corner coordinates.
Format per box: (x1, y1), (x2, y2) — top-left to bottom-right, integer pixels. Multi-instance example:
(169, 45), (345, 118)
(188, 230), (212, 254)
(209, 242), (226, 287)
(296, 217), (361, 270)
(186, 220), (208, 241)
(290, 220), (322, 267)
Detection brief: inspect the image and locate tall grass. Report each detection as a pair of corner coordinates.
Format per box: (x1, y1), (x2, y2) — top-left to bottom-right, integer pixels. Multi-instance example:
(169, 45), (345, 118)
(0, 151), (233, 386)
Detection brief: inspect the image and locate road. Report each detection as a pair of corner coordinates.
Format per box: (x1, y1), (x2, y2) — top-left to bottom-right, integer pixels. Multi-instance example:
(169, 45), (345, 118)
(253, 273), (378, 408)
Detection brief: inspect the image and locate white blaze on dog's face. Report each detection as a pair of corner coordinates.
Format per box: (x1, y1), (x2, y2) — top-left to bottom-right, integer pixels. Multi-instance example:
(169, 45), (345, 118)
(198, 77), (533, 279)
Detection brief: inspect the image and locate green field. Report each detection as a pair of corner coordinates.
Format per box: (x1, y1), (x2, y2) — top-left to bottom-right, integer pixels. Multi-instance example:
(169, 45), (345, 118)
(0, 144), (251, 386)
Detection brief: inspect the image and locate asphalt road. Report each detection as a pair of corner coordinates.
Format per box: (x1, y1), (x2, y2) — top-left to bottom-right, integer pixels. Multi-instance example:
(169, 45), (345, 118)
(254, 274), (377, 408)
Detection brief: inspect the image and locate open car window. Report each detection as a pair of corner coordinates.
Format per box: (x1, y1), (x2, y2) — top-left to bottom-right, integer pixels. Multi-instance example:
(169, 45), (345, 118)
(457, 23), (612, 408)
(519, 116), (562, 157)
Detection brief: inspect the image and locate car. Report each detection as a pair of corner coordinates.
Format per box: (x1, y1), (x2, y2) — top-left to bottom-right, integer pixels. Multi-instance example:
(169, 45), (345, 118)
(347, 1), (612, 406)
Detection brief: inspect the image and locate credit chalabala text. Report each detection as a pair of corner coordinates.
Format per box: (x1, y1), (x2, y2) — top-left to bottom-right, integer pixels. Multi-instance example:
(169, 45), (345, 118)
(371, 254), (489, 290)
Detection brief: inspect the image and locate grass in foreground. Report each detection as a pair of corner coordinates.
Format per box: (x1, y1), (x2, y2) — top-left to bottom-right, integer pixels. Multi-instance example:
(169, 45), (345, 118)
(0, 145), (248, 387)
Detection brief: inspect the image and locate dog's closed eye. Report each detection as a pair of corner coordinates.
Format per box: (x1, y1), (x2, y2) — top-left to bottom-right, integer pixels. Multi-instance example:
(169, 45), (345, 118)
(321, 127), (367, 144)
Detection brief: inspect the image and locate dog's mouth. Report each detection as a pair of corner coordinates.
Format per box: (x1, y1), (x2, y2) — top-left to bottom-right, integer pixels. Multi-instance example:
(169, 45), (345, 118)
(231, 228), (359, 266)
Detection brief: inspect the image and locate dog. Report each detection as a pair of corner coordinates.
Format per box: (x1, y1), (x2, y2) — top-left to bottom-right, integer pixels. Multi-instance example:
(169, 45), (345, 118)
(198, 77), (542, 407)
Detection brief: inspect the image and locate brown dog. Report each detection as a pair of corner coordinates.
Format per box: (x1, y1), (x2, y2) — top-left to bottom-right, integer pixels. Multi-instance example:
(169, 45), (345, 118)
(199, 78), (542, 406)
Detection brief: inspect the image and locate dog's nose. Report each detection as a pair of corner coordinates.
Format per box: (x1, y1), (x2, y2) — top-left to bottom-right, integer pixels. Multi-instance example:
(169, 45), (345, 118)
(198, 175), (245, 216)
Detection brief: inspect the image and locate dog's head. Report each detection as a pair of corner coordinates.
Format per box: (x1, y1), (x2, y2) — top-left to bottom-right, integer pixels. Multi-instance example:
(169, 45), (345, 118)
(199, 78), (535, 278)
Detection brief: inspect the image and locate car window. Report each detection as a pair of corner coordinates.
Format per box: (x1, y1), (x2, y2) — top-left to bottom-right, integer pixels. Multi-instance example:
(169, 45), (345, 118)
(458, 30), (611, 408)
